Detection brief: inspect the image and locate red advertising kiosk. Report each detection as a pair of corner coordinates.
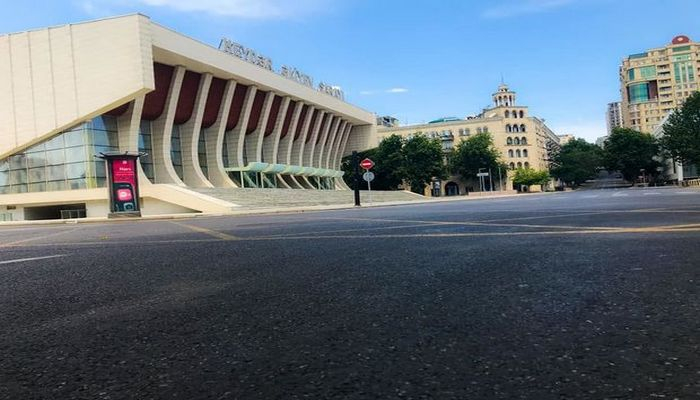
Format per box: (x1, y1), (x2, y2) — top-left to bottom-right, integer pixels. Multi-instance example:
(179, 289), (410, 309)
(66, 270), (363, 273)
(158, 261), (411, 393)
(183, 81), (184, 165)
(96, 152), (143, 218)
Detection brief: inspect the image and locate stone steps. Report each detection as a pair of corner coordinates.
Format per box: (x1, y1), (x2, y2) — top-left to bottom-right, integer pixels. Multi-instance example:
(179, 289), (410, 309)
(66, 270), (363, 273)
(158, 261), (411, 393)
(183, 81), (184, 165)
(191, 188), (424, 209)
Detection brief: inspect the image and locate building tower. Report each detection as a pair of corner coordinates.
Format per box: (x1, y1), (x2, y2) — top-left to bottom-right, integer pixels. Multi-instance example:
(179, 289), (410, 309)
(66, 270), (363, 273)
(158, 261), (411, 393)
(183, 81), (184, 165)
(620, 35), (700, 134)
(492, 84), (517, 107)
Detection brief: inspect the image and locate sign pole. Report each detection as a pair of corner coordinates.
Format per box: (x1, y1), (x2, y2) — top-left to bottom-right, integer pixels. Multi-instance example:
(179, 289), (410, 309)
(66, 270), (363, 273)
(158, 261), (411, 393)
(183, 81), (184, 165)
(367, 173), (372, 205)
(352, 151), (361, 207)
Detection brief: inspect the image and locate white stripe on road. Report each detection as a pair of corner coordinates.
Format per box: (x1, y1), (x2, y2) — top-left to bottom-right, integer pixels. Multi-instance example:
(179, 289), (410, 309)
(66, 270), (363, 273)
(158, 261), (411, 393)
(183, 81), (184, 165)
(0, 254), (67, 265)
(643, 192), (661, 196)
(612, 192), (629, 197)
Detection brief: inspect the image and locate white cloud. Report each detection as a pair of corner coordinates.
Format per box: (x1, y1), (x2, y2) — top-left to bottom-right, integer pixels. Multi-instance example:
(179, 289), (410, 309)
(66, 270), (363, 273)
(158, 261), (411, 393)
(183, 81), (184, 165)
(386, 87), (408, 93)
(84, 0), (329, 19)
(482, 0), (576, 19)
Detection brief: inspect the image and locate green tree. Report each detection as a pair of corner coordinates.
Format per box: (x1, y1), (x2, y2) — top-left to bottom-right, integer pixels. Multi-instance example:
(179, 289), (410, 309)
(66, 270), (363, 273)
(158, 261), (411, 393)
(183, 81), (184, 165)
(513, 168), (550, 188)
(660, 91), (700, 166)
(401, 134), (447, 194)
(604, 127), (661, 182)
(341, 148), (377, 190)
(448, 132), (506, 182)
(371, 134), (405, 190)
(550, 138), (604, 186)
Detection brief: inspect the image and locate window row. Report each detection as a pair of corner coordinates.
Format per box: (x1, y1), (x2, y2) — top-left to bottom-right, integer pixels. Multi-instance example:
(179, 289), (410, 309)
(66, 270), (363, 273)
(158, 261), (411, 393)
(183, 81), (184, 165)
(509, 162), (530, 169)
(504, 110), (525, 119)
(507, 149), (529, 158)
(506, 124), (527, 133)
(506, 137), (528, 145)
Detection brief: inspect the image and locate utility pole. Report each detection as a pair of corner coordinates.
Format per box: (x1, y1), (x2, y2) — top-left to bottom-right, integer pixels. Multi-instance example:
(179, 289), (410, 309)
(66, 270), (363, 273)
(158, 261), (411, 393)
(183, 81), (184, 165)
(489, 168), (494, 193)
(498, 165), (503, 191)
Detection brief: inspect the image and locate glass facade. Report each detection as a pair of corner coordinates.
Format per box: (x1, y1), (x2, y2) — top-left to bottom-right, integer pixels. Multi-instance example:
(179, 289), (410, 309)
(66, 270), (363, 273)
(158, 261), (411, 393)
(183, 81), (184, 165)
(639, 66), (656, 79)
(628, 82), (650, 103)
(674, 61), (695, 83)
(198, 132), (208, 178)
(170, 125), (183, 179)
(138, 120), (155, 182)
(0, 116), (118, 194)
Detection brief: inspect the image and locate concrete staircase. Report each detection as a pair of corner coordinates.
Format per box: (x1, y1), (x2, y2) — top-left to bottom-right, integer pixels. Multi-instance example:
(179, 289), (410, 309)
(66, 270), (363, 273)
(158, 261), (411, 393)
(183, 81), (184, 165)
(191, 188), (425, 209)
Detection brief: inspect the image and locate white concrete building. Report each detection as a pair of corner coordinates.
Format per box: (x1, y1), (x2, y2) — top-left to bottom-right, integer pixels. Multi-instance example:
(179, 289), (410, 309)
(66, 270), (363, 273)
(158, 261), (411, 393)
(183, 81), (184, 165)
(0, 14), (376, 221)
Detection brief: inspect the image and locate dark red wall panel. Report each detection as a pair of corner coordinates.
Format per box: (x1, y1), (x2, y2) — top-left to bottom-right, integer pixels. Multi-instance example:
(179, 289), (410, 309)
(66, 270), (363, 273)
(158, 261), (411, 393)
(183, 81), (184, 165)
(246, 91), (267, 135)
(174, 70), (202, 125)
(225, 84), (249, 131)
(264, 96), (283, 137)
(279, 101), (297, 139)
(202, 78), (226, 129)
(142, 63), (174, 121)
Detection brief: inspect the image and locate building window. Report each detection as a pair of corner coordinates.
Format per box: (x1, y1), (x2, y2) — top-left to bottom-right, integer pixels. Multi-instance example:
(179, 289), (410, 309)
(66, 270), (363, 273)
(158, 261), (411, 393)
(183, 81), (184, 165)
(476, 127), (482, 134)
(514, 137), (521, 145)
(519, 110), (524, 118)
(483, 126), (489, 133)
(524, 162), (530, 168)
(505, 110), (510, 118)
(523, 149), (528, 158)
(508, 149), (514, 157)
(509, 162), (515, 169)
(521, 137), (527, 145)
(0, 116), (118, 194)
(516, 149), (522, 157)
(507, 137), (513, 145)
(171, 125), (184, 180)
(198, 132), (208, 178)
(464, 128), (470, 136)
(520, 124), (526, 132)
(506, 124), (512, 133)
(138, 121), (154, 182)
(513, 125), (519, 133)
(517, 162), (523, 168)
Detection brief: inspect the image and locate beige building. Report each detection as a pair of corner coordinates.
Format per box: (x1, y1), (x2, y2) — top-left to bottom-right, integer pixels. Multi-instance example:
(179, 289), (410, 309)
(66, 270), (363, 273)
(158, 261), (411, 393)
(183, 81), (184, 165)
(376, 84), (560, 195)
(620, 35), (700, 134)
(0, 14), (375, 221)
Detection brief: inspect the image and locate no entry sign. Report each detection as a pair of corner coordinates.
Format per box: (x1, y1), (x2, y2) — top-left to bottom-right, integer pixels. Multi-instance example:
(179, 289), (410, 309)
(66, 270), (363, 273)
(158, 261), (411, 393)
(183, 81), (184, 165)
(360, 158), (375, 170)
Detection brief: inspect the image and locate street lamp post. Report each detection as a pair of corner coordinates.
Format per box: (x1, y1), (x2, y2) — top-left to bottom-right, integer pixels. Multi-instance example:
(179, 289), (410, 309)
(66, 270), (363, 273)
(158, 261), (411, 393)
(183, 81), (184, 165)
(478, 168), (486, 194)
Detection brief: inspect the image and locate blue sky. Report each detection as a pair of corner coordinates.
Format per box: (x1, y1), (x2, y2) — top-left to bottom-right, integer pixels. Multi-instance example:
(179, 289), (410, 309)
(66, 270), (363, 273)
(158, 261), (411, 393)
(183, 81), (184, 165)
(3, 0), (700, 142)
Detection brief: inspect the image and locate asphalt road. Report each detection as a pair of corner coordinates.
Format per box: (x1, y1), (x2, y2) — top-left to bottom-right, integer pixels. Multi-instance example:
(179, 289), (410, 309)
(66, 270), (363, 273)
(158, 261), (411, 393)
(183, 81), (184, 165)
(2, 187), (700, 399)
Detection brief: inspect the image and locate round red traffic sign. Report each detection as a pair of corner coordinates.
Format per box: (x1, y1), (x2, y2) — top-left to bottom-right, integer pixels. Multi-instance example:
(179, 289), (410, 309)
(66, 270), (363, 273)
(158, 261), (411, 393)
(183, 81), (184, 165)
(360, 158), (375, 170)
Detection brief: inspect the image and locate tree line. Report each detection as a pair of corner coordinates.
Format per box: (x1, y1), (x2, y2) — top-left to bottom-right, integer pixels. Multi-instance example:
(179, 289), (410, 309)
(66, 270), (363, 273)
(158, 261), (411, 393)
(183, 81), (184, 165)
(553, 91), (700, 186)
(343, 91), (700, 193)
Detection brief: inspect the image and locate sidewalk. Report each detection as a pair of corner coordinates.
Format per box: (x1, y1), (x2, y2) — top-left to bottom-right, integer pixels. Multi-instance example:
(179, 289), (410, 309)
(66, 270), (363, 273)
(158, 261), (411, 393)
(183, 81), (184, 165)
(0, 191), (555, 227)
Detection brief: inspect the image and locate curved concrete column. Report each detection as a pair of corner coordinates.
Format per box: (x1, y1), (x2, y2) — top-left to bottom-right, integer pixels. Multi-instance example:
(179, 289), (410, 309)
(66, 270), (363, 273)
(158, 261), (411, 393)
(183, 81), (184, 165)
(327, 120), (347, 170)
(277, 101), (303, 166)
(115, 96), (149, 184)
(226, 85), (257, 168)
(323, 118), (344, 169)
(245, 91), (274, 163)
(290, 106), (315, 167)
(314, 115), (338, 168)
(276, 101), (304, 189)
(263, 96), (290, 164)
(332, 123), (352, 170)
(301, 110), (326, 189)
(334, 124), (354, 190)
(302, 110), (326, 168)
(151, 65), (186, 186)
(204, 80), (237, 188)
(180, 73), (214, 188)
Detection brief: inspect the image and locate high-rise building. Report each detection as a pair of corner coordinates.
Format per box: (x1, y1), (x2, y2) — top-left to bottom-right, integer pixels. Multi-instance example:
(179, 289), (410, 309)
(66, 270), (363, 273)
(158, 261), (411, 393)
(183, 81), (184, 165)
(619, 35), (700, 134)
(606, 101), (623, 134)
(557, 134), (575, 146)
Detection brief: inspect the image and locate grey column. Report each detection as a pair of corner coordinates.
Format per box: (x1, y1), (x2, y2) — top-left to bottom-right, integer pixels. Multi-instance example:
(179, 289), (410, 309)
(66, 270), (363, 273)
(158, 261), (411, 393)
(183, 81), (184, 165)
(204, 80), (237, 188)
(226, 85), (258, 168)
(245, 91), (274, 163)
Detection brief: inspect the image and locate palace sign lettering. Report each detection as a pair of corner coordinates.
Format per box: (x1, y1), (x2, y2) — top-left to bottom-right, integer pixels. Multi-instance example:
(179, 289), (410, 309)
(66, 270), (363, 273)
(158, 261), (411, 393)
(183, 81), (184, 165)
(218, 37), (344, 101)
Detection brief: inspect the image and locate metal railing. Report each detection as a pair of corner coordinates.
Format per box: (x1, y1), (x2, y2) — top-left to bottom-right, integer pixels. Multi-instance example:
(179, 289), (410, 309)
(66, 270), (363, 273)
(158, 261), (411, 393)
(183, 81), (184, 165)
(60, 209), (86, 219)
